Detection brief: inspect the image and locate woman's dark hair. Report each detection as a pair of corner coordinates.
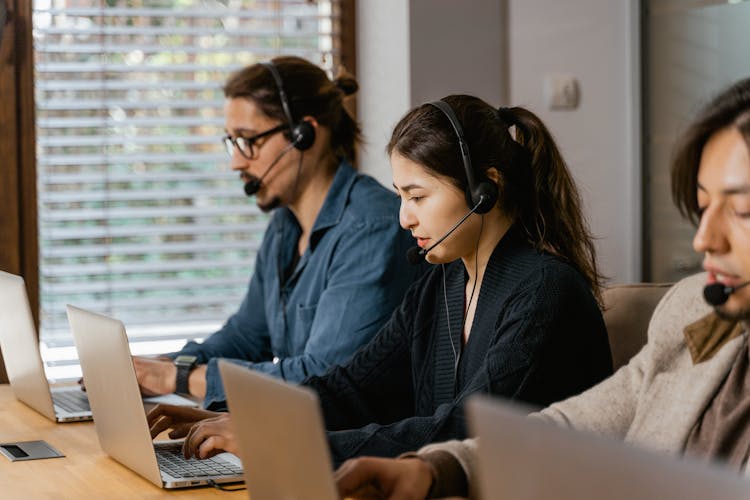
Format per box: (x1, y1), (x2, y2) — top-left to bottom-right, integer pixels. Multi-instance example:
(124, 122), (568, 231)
(387, 95), (603, 303)
(223, 56), (361, 164)
(672, 78), (750, 225)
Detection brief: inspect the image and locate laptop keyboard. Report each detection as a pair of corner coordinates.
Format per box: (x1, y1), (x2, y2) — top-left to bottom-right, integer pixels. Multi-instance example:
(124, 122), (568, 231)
(52, 390), (91, 413)
(155, 444), (243, 479)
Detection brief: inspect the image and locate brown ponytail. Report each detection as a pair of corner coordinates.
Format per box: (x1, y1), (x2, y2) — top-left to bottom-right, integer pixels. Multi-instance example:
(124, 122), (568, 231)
(507, 106), (604, 303)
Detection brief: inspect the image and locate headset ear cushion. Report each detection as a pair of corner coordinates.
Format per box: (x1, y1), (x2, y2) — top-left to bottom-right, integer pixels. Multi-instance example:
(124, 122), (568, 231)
(291, 120), (316, 151)
(471, 181), (499, 214)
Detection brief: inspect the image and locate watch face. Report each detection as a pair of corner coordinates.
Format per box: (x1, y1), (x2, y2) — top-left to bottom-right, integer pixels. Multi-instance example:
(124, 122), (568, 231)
(174, 355), (198, 366)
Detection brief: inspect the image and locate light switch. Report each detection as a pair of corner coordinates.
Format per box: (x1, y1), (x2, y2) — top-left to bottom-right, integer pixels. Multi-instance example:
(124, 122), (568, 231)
(544, 74), (580, 110)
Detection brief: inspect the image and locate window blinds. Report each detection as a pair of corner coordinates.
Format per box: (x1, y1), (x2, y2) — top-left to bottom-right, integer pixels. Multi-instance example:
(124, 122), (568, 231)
(33, 0), (342, 378)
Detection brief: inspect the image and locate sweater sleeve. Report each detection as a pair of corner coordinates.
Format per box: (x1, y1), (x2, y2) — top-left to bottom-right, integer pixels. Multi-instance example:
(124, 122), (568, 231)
(302, 278), (421, 431)
(417, 438), (479, 499)
(322, 264), (612, 466)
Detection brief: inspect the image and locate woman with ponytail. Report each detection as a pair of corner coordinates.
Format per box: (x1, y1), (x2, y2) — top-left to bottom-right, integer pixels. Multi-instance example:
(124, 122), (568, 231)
(131, 56), (423, 408)
(146, 95), (612, 470)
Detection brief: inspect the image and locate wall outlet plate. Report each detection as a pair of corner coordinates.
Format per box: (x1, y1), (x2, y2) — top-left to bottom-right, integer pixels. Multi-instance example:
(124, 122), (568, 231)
(544, 74), (580, 110)
(0, 441), (65, 462)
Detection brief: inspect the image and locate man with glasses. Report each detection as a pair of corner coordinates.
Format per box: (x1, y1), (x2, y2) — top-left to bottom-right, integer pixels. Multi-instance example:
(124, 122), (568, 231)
(132, 57), (424, 410)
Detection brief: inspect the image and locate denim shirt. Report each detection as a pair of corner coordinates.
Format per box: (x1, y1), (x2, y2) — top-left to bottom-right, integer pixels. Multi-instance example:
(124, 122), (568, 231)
(174, 162), (423, 408)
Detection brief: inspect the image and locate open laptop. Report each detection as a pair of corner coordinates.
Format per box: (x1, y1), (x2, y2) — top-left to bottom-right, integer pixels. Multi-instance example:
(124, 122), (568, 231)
(66, 305), (243, 489)
(467, 395), (750, 500)
(219, 359), (338, 500)
(0, 271), (92, 422)
(0, 271), (196, 423)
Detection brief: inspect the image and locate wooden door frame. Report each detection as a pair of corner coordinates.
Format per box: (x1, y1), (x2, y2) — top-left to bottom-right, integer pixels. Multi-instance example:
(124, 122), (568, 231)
(0, 0), (38, 382)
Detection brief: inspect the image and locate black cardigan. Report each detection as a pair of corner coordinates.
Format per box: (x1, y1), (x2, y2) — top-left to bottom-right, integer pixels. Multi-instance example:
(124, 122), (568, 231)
(302, 228), (613, 465)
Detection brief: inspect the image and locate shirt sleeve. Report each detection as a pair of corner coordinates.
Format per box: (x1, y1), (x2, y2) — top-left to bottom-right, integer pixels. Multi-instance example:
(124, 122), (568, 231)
(175, 270), (272, 365)
(203, 218), (419, 409)
(171, 230), (274, 410)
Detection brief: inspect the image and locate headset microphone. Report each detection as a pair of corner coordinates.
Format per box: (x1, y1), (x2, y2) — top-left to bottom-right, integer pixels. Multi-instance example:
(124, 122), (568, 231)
(406, 197), (486, 265)
(703, 281), (750, 306)
(243, 140), (298, 196)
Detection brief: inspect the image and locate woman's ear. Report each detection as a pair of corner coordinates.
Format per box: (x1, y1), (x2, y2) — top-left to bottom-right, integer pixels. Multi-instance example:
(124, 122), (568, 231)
(485, 166), (503, 189)
(301, 115), (320, 129)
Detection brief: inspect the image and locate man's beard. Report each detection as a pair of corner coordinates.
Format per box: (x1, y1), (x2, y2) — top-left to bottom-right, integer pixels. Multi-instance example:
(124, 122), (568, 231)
(257, 196), (281, 213)
(714, 305), (750, 323)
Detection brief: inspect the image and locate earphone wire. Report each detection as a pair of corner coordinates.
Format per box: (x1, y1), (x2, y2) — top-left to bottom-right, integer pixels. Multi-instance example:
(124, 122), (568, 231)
(444, 214), (484, 391)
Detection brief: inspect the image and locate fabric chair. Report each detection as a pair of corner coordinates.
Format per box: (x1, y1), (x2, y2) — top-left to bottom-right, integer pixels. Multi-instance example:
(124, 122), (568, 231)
(602, 282), (673, 370)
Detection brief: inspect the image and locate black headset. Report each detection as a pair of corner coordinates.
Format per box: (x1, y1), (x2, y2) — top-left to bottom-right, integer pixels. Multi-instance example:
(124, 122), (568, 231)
(261, 61), (316, 151)
(428, 100), (498, 214)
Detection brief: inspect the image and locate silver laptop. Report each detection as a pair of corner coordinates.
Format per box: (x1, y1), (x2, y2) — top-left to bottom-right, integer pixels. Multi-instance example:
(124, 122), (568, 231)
(219, 360), (338, 500)
(467, 395), (750, 500)
(0, 271), (92, 422)
(66, 305), (243, 489)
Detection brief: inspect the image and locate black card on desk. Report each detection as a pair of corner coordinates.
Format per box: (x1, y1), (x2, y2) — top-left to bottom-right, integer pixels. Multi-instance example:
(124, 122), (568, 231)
(0, 440), (65, 461)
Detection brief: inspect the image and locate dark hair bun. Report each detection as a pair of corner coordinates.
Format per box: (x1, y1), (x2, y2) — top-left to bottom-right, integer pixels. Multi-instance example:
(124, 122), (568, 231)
(333, 67), (359, 96)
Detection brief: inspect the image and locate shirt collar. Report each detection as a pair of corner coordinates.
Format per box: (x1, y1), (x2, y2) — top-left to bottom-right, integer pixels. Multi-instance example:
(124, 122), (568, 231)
(308, 160), (358, 249)
(684, 312), (745, 364)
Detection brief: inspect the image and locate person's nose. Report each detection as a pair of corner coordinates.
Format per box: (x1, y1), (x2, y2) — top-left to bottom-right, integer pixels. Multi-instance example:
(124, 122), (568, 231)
(229, 149), (250, 172)
(693, 203), (730, 256)
(399, 199), (417, 231)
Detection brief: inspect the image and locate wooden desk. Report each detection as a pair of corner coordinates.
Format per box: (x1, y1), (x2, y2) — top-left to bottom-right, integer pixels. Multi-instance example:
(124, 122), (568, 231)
(0, 385), (246, 498)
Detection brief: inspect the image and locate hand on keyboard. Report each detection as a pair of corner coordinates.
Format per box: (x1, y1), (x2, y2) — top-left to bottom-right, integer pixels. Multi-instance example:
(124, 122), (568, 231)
(181, 412), (238, 460)
(148, 403), (238, 460)
(147, 404), (219, 440)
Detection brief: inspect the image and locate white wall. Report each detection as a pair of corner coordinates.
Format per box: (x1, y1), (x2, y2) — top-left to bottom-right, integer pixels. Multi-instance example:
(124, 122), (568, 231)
(409, 0), (506, 105)
(356, 0), (411, 188)
(357, 0), (641, 283)
(357, 0), (506, 188)
(507, 0), (641, 283)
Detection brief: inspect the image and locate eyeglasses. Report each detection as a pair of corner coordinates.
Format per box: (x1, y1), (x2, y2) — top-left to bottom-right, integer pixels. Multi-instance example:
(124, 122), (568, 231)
(222, 124), (287, 159)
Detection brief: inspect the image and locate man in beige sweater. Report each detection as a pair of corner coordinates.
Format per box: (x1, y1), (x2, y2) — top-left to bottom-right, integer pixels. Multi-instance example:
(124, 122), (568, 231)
(335, 78), (750, 500)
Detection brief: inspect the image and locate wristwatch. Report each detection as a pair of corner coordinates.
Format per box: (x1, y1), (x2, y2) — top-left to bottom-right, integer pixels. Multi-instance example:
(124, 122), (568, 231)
(174, 355), (198, 395)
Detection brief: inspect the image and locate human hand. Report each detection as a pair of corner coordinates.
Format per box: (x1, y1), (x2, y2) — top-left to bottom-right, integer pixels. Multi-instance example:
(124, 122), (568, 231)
(132, 355), (177, 396)
(147, 403), (220, 440)
(335, 456), (434, 500)
(181, 412), (238, 459)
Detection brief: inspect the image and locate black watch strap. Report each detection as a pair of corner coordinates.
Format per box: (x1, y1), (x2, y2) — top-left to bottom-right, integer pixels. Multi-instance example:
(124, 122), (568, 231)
(175, 365), (192, 394)
(174, 355), (198, 395)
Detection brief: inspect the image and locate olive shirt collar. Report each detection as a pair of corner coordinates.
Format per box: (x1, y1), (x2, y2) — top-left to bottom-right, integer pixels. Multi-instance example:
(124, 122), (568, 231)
(684, 312), (747, 364)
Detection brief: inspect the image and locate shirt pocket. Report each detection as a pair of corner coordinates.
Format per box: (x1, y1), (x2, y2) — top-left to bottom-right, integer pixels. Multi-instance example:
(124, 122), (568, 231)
(293, 302), (319, 348)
